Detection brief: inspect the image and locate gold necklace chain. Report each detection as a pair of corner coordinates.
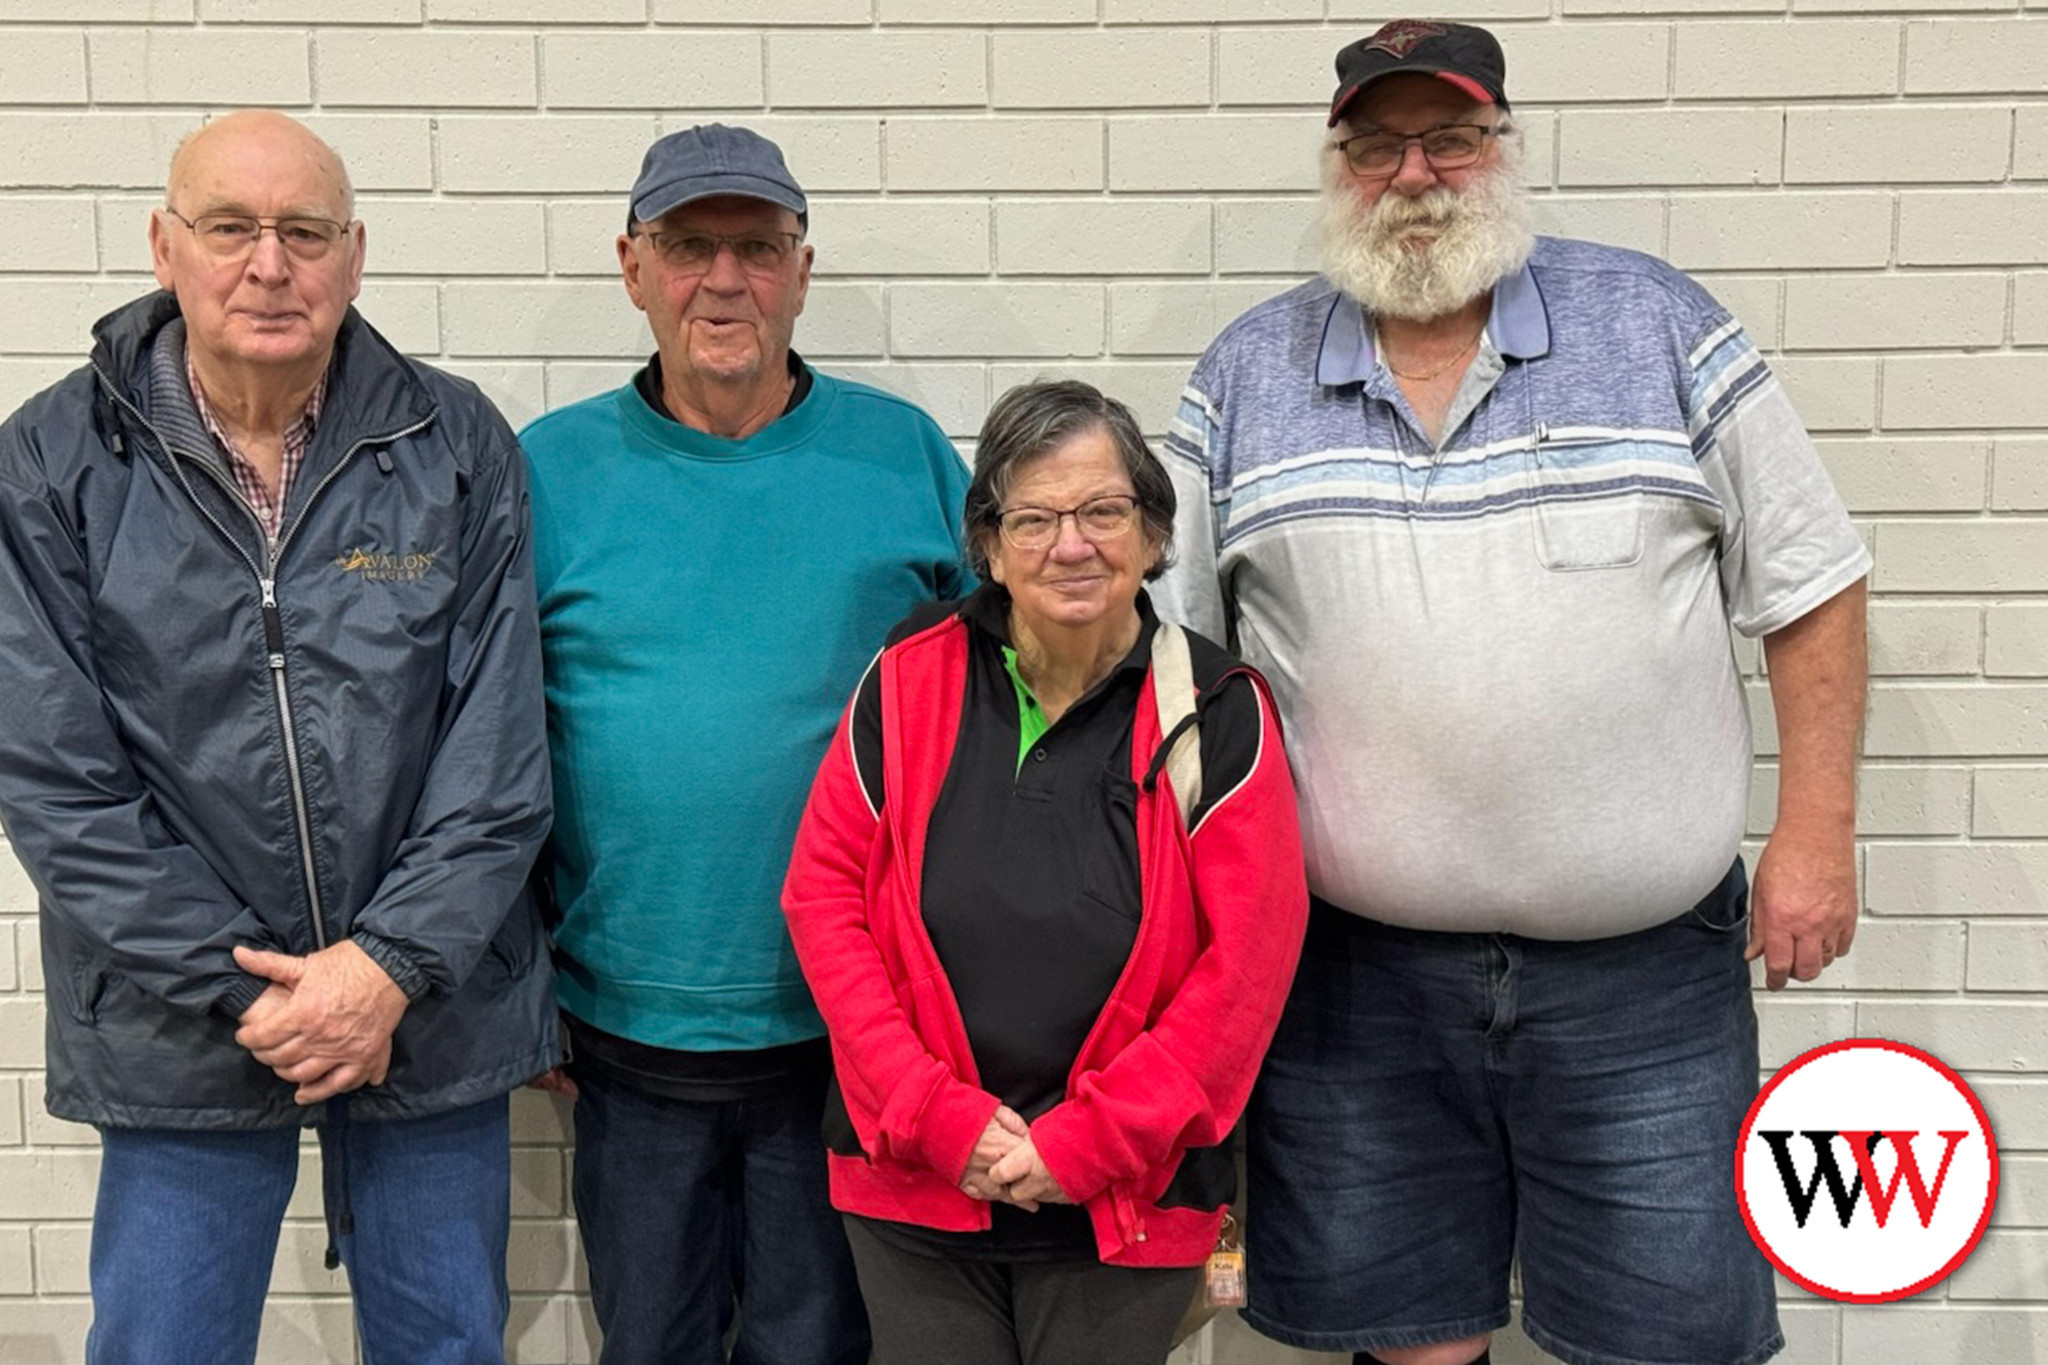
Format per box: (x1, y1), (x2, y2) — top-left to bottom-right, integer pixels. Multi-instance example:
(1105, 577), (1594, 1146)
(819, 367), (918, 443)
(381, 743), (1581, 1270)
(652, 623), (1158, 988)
(1384, 327), (1483, 382)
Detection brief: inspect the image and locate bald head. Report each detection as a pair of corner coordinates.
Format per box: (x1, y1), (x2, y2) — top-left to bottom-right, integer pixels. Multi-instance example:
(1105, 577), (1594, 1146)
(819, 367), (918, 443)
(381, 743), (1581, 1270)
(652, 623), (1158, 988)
(167, 110), (353, 222)
(151, 109), (366, 390)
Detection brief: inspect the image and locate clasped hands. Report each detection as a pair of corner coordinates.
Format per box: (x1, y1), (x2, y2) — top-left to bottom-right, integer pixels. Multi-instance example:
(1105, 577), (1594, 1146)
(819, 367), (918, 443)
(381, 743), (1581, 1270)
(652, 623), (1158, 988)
(232, 940), (409, 1105)
(959, 1104), (1069, 1211)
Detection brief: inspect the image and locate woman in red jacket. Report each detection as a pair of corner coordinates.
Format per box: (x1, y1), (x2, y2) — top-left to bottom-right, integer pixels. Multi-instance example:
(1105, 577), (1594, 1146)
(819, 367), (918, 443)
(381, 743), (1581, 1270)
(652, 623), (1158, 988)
(782, 380), (1309, 1365)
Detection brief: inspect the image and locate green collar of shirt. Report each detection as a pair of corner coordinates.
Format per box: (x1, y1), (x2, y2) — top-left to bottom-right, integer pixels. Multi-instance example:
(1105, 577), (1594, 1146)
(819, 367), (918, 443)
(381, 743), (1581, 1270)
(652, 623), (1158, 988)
(1000, 645), (1051, 774)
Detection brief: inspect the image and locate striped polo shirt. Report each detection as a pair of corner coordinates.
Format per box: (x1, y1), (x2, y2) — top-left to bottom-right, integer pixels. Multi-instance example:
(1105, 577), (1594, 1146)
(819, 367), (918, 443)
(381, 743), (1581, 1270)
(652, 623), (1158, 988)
(1154, 235), (1869, 940)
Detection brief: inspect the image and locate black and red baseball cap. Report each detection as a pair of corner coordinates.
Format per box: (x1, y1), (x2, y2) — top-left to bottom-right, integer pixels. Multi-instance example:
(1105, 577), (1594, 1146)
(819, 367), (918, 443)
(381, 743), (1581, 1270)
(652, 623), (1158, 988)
(1328, 20), (1510, 126)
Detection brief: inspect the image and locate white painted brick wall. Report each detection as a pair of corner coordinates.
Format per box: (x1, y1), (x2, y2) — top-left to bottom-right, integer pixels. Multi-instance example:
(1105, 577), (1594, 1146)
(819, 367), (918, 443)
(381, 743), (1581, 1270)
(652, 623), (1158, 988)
(1558, 108), (1783, 186)
(885, 116), (1105, 191)
(537, 33), (764, 109)
(1675, 20), (1901, 99)
(814, 199), (993, 274)
(0, 7), (2041, 1363)
(91, 28), (313, 106)
(1785, 105), (2011, 185)
(0, 30), (88, 105)
(1988, 604), (2048, 675)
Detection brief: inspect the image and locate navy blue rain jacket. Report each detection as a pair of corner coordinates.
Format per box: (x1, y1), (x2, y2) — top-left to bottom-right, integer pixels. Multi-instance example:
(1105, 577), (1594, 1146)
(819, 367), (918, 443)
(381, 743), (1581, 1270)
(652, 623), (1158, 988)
(0, 290), (557, 1129)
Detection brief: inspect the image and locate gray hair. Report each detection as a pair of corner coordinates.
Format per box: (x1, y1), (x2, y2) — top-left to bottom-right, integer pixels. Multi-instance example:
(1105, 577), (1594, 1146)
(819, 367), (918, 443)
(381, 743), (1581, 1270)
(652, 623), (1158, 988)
(964, 379), (1175, 584)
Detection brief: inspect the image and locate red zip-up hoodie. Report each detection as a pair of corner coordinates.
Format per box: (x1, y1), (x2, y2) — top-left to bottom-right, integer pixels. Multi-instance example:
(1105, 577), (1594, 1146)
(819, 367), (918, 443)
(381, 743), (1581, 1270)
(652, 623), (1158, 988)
(781, 609), (1307, 1267)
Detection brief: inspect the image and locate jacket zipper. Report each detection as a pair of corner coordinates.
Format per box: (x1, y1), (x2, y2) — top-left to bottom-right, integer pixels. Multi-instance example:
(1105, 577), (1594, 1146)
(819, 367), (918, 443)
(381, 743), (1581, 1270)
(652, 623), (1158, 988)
(253, 418), (431, 949)
(89, 363), (431, 953)
(258, 574), (326, 948)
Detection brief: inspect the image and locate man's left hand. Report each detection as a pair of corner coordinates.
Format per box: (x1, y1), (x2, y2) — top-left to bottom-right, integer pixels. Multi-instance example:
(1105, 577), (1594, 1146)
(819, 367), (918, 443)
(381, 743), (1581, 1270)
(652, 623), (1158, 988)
(1746, 829), (1858, 991)
(233, 940), (409, 1103)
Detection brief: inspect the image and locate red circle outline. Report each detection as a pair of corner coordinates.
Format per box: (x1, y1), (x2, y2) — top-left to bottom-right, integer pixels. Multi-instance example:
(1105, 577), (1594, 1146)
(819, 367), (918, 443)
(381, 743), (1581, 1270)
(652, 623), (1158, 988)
(1735, 1037), (2001, 1303)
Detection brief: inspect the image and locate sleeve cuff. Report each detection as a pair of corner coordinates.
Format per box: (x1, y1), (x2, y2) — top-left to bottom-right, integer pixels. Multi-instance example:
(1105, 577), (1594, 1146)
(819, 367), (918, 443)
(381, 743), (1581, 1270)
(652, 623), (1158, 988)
(1024, 1105), (1114, 1204)
(351, 931), (431, 1001)
(216, 973), (269, 1019)
(916, 1080), (1001, 1183)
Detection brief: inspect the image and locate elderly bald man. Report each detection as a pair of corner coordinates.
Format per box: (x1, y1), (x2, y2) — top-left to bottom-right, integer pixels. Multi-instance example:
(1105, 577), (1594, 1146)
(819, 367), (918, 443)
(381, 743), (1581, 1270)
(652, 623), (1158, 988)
(0, 110), (554, 1364)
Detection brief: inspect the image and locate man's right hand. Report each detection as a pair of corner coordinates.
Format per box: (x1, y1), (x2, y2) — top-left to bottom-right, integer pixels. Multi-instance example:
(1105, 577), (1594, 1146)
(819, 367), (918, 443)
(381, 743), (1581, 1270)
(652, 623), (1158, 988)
(959, 1104), (1030, 1203)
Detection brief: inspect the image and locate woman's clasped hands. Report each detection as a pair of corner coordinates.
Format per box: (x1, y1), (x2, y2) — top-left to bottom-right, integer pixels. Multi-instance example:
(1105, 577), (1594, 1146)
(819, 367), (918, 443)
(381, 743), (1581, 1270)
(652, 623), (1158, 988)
(958, 1104), (1070, 1211)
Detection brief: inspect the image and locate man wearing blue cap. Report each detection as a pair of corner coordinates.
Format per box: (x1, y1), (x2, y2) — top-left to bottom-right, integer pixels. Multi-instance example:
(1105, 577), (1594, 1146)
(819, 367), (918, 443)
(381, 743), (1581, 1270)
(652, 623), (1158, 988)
(1156, 20), (1868, 1365)
(520, 124), (972, 1363)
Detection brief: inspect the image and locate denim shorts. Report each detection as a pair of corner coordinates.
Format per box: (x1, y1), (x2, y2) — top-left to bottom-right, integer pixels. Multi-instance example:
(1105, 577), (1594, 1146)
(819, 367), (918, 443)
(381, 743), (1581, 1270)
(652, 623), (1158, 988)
(1242, 859), (1783, 1365)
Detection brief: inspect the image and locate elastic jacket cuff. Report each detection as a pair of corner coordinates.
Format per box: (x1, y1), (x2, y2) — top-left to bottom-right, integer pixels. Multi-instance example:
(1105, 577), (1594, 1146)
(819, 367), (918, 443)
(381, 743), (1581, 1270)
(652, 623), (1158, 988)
(351, 931), (431, 1001)
(216, 973), (269, 1019)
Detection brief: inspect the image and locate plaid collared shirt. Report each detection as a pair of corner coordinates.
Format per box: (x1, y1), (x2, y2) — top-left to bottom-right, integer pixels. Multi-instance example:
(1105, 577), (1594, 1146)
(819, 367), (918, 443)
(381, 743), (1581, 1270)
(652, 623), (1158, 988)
(186, 352), (326, 544)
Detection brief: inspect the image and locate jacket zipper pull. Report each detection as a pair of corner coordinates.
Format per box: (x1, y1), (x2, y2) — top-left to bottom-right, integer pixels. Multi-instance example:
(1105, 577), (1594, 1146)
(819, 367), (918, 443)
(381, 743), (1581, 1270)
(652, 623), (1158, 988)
(260, 578), (286, 668)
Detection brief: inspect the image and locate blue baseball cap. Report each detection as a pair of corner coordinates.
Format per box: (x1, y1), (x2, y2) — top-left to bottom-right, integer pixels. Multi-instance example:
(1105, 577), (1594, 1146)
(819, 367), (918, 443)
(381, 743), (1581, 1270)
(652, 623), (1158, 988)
(629, 124), (808, 228)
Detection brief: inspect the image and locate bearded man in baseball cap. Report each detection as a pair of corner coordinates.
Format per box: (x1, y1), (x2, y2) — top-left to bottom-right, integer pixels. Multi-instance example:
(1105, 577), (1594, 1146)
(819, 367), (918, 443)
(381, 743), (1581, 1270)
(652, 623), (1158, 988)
(1153, 21), (1869, 1365)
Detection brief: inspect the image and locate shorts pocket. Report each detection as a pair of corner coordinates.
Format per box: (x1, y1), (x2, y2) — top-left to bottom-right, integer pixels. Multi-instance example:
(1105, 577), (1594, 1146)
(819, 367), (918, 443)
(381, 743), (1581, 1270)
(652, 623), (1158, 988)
(1686, 860), (1751, 933)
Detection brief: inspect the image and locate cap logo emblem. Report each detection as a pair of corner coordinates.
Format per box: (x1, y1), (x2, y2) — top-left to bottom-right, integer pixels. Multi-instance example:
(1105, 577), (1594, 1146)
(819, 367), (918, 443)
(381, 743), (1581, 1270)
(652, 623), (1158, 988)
(1366, 20), (1448, 57)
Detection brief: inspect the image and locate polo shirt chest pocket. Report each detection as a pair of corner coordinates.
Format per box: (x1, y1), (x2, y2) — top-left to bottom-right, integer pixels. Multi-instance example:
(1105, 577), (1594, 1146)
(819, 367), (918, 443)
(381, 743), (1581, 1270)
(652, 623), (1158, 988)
(1527, 433), (1646, 571)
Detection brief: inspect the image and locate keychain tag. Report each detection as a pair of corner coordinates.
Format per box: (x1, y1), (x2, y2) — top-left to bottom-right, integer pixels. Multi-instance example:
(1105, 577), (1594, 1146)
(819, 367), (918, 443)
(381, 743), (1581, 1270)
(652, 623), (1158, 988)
(1204, 1211), (1247, 1307)
(1204, 1249), (1246, 1306)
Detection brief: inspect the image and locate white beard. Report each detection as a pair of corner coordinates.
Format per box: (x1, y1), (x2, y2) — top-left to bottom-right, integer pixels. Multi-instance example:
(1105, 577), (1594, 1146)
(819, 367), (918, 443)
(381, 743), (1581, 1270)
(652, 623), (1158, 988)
(1317, 143), (1534, 322)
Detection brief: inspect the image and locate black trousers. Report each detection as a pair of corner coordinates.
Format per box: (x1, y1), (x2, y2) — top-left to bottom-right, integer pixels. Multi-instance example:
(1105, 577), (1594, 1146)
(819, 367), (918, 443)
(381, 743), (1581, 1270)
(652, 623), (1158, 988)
(843, 1215), (1203, 1365)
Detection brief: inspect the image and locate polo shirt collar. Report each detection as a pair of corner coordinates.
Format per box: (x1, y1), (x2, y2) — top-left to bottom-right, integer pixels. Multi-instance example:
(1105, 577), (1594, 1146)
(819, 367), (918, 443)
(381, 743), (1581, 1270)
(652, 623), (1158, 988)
(1314, 256), (1551, 386)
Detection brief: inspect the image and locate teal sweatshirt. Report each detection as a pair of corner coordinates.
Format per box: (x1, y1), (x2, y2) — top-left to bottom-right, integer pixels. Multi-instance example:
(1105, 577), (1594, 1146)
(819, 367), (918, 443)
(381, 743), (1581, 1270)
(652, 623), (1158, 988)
(522, 370), (972, 1050)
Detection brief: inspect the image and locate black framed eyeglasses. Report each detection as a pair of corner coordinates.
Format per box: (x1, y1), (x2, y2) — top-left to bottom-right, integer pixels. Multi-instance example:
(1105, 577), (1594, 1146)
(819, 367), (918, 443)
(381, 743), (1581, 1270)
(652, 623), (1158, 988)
(994, 495), (1141, 551)
(1334, 123), (1500, 178)
(163, 208), (352, 261)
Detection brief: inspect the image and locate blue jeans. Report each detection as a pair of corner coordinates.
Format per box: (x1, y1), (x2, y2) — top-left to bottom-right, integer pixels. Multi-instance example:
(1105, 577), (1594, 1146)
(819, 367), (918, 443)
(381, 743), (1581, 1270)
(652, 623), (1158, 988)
(1245, 862), (1782, 1365)
(87, 1095), (512, 1365)
(570, 1065), (869, 1365)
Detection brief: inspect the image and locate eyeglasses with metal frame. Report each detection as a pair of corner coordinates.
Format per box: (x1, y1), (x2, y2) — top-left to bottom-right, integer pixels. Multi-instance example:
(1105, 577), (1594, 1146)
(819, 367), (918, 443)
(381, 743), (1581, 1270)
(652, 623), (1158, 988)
(633, 229), (803, 276)
(1334, 123), (1501, 178)
(162, 208), (352, 261)
(994, 495), (1142, 552)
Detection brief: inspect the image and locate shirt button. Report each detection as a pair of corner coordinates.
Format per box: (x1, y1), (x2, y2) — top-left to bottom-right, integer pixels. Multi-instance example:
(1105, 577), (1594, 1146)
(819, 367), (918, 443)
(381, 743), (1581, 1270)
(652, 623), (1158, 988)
(1032, 748), (1048, 762)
